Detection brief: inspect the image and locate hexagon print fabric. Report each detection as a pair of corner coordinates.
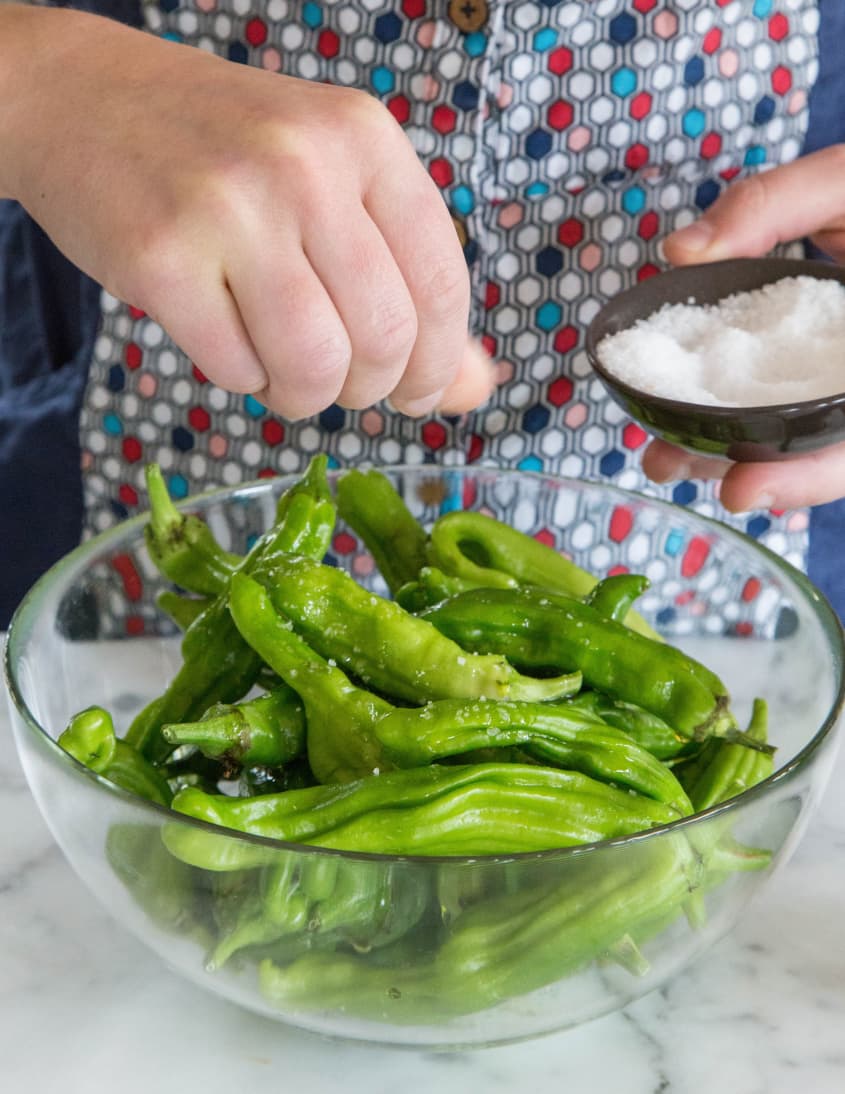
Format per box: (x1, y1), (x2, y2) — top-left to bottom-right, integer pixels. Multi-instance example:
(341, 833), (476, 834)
(79, 0), (820, 629)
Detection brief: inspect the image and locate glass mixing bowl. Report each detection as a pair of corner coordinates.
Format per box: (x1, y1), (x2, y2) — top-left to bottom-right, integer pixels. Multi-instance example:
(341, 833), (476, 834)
(5, 467), (844, 1048)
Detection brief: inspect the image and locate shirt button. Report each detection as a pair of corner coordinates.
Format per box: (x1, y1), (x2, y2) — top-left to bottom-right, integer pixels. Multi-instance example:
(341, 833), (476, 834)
(448, 0), (489, 33)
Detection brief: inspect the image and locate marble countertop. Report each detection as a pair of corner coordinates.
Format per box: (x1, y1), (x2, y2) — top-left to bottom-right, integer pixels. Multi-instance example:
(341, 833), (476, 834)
(2, 670), (844, 1094)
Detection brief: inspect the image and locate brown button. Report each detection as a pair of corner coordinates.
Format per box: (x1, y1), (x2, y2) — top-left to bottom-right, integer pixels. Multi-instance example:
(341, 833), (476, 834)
(448, 0), (489, 33)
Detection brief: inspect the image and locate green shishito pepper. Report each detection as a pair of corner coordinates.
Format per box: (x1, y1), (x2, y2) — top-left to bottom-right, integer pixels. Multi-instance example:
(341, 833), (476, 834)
(161, 684), (306, 770)
(126, 455), (336, 763)
(58, 706), (172, 807)
(261, 555), (580, 705)
(336, 468), (429, 596)
(144, 463), (242, 597)
(422, 586), (747, 744)
(164, 762), (686, 866)
(426, 510), (661, 639)
(257, 835), (697, 1021)
(680, 698), (775, 812)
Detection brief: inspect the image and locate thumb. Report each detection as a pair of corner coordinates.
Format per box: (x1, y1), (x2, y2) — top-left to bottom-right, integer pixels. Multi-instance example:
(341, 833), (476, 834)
(436, 337), (497, 415)
(663, 144), (845, 266)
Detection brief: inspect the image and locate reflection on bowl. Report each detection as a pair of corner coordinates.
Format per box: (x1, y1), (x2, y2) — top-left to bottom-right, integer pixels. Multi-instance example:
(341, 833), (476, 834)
(4, 467), (844, 1047)
(586, 257), (845, 462)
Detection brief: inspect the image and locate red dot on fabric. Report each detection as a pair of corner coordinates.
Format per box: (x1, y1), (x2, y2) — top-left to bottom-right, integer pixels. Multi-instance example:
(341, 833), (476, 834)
(625, 143), (649, 170)
(700, 132), (722, 159)
(257, 468), (277, 479)
(388, 95), (411, 123)
(609, 506), (633, 544)
(128, 306), (146, 320)
(702, 27), (722, 54)
(622, 423), (648, 449)
(547, 376), (573, 406)
(124, 343), (142, 369)
(735, 621), (754, 637)
(432, 104), (457, 134)
(481, 333), (497, 357)
(245, 17), (267, 46)
(429, 157), (453, 187)
(553, 326), (578, 354)
(768, 13), (789, 42)
(188, 406), (211, 432)
(467, 433), (484, 463)
(608, 564), (629, 577)
(262, 419), (285, 446)
(681, 536), (711, 578)
(126, 616), (145, 636)
(333, 532), (357, 556)
(422, 421), (447, 450)
(485, 281), (501, 309)
(720, 166), (741, 181)
(771, 66), (792, 95)
(462, 477), (478, 508)
(547, 100), (573, 130)
(742, 577), (762, 602)
(318, 29), (340, 59)
(548, 47), (573, 76)
(533, 529), (555, 547)
(629, 91), (652, 121)
(111, 553), (143, 602)
(402, 0), (425, 17)
(122, 437), (143, 463)
(118, 483), (139, 507)
(633, 0), (656, 12)
(638, 210), (659, 240)
(637, 263), (660, 281)
(192, 364), (209, 384)
(557, 218), (584, 247)
(675, 589), (695, 606)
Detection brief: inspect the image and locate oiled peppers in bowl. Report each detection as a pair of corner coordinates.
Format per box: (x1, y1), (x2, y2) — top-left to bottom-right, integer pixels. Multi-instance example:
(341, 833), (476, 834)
(5, 464), (844, 1048)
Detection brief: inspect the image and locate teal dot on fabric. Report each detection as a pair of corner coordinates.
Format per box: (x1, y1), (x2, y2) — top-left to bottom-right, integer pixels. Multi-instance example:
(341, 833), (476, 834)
(439, 472), (464, 515)
(162, 31), (183, 42)
(622, 186), (646, 215)
(665, 529), (684, 557)
(451, 185), (475, 215)
(744, 145), (766, 166)
(753, 0), (772, 16)
(168, 474), (189, 500)
(463, 32), (487, 57)
(327, 455), (340, 470)
(536, 301), (562, 331)
(518, 455), (543, 472)
(371, 66), (395, 94)
(525, 181), (550, 198)
(244, 394), (265, 418)
(533, 27), (557, 52)
(610, 67), (637, 98)
(103, 413), (123, 436)
(682, 108), (706, 138)
(302, 2), (323, 28)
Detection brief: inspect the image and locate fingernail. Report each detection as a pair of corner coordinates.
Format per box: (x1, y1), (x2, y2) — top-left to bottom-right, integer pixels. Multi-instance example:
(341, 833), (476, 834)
(400, 388), (446, 418)
(651, 461), (692, 484)
(666, 220), (715, 254)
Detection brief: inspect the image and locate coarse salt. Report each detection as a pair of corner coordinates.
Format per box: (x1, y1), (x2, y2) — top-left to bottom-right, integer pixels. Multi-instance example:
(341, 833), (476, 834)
(596, 276), (845, 407)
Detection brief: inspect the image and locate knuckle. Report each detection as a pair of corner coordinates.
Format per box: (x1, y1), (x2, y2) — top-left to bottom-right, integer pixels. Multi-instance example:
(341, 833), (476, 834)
(412, 252), (471, 322)
(357, 294), (418, 366)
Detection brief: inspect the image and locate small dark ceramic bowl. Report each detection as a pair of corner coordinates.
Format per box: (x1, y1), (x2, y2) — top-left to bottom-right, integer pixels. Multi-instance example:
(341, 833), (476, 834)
(585, 257), (845, 462)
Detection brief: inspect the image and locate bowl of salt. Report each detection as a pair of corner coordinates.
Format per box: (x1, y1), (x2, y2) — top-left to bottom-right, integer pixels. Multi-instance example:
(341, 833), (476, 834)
(585, 257), (845, 461)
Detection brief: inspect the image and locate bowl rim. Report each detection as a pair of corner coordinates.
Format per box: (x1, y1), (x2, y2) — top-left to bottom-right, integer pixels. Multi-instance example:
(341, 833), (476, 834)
(5, 465), (845, 866)
(585, 257), (845, 418)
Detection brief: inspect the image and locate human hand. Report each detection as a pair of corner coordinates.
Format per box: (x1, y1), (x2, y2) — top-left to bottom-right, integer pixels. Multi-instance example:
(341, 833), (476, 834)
(0, 5), (493, 420)
(645, 145), (845, 511)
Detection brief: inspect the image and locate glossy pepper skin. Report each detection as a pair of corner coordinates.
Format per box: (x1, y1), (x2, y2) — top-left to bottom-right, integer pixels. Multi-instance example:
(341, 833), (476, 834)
(161, 683), (306, 770)
(426, 510), (661, 640)
(227, 571), (395, 784)
(58, 706), (172, 807)
(422, 586), (738, 742)
(126, 455), (336, 763)
(336, 468), (429, 596)
(144, 463), (241, 597)
(374, 698), (692, 814)
(165, 762), (686, 865)
(262, 555), (580, 704)
(562, 692), (694, 762)
(679, 698), (775, 811)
